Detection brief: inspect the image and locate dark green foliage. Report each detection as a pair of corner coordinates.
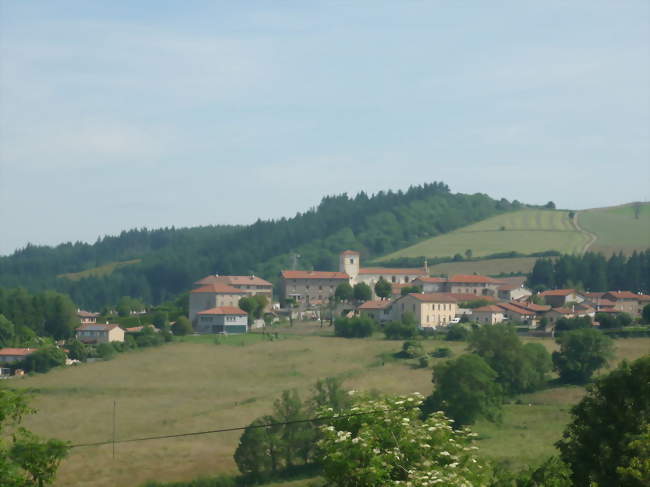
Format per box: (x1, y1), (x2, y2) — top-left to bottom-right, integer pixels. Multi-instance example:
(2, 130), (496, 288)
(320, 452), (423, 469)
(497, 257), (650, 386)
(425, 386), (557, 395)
(96, 343), (117, 360)
(400, 340), (424, 359)
(383, 312), (418, 339)
(527, 250), (650, 293)
(0, 314), (15, 347)
(400, 285), (422, 296)
(374, 278), (392, 299)
(643, 304), (650, 323)
(595, 311), (633, 329)
(469, 324), (552, 394)
(0, 288), (78, 340)
(555, 315), (592, 332)
(151, 310), (169, 329)
(545, 201), (556, 209)
(0, 386), (69, 486)
(352, 282), (372, 302)
(557, 356), (650, 487)
(494, 457), (572, 487)
(334, 316), (375, 338)
(334, 282), (353, 302)
(459, 299), (491, 309)
(1, 183), (512, 309)
(445, 323), (469, 341)
(19, 347), (66, 373)
(171, 316), (192, 336)
(430, 347), (452, 358)
(552, 329), (614, 384)
(422, 354), (503, 426)
(64, 339), (88, 362)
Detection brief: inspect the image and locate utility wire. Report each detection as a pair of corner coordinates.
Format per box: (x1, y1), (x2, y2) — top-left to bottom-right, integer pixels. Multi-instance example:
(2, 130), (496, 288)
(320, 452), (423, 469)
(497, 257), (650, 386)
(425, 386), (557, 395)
(69, 405), (415, 449)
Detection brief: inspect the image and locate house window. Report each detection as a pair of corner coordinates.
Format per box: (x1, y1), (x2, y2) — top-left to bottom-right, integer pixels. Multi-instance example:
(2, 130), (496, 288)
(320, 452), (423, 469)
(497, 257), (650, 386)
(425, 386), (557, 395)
(349, 258), (354, 264)
(319, 285), (322, 290)
(392, 276), (396, 283)
(405, 277), (409, 283)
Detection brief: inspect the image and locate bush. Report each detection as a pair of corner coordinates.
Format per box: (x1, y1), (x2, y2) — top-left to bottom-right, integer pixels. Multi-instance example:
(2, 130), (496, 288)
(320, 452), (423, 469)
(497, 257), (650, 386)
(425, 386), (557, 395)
(596, 312), (633, 329)
(446, 324), (469, 341)
(334, 316), (375, 338)
(552, 329), (614, 384)
(430, 347), (452, 358)
(400, 340), (424, 359)
(172, 316), (193, 336)
(19, 346), (67, 373)
(96, 342), (117, 360)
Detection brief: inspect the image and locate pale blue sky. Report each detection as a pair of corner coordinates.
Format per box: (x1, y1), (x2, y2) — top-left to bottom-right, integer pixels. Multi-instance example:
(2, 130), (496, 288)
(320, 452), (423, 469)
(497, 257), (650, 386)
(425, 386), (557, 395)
(1, 1), (648, 255)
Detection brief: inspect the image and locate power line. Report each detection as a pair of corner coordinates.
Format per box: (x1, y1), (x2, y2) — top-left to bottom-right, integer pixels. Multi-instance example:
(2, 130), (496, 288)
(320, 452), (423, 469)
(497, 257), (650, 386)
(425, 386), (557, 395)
(69, 406), (414, 449)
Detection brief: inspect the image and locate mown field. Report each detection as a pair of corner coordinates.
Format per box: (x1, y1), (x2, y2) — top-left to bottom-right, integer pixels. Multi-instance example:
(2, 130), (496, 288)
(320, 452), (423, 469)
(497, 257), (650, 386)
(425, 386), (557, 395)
(9, 325), (650, 487)
(579, 202), (650, 256)
(378, 209), (589, 261)
(426, 256), (539, 277)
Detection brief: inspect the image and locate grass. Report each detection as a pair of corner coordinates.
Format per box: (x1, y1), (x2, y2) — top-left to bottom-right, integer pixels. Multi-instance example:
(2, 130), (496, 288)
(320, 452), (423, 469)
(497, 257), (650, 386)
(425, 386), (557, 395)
(426, 256), (540, 277)
(579, 202), (650, 255)
(378, 209), (589, 261)
(58, 259), (141, 280)
(8, 329), (649, 487)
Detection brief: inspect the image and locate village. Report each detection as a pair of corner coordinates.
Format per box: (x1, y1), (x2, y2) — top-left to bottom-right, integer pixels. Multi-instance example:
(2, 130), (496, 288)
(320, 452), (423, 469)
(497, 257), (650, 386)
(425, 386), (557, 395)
(1, 249), (648, 374)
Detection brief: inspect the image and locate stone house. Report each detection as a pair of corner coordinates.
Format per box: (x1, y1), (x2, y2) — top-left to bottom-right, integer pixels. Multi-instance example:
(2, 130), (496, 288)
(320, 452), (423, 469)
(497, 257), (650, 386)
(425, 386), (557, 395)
(539, 289), (584, 307)
(446, 275), (502, 297)
(280, 270), (350, 306)
(602, 291), (641, 316)
(472, 305), (505, 325)
(412, 276), (446, 293)
(391, 293), (458, 329)
(496, 302), (536, 324)
(195, 306), (248, 334)
(194, 275), (273, 303)
(76, 323), (125, 344)
(357, 300), (392, 323)
(189, 284), (248, 326)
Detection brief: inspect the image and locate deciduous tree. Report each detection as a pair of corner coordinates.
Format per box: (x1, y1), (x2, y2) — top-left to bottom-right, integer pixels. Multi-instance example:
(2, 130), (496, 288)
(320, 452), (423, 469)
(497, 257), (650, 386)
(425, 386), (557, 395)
(552, 329), (614, 384)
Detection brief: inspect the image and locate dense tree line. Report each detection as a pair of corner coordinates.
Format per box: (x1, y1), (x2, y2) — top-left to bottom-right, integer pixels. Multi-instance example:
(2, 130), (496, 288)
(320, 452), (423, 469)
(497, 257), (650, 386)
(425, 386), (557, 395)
(1, 183), (519, 309)
(528, 250), (650, 293)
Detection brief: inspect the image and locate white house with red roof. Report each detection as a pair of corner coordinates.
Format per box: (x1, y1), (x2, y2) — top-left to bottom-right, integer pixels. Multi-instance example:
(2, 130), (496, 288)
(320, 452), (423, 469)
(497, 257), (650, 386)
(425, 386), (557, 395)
(0, 348), (36, 364)
(357, 300), (392, 323)
(195, 306), (248, 334)
(193, 275), (273, 302)
(189, 284), (248, 326)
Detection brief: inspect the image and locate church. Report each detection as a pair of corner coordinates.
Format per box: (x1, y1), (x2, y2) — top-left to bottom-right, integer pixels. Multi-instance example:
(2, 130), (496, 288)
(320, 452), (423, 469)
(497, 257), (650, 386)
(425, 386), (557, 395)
(280, 250), (427, 305)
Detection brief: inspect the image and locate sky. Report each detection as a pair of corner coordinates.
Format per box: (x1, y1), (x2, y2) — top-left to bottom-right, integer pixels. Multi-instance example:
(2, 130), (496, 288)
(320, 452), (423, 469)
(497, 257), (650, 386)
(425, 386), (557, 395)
(1, 1), (648, 256)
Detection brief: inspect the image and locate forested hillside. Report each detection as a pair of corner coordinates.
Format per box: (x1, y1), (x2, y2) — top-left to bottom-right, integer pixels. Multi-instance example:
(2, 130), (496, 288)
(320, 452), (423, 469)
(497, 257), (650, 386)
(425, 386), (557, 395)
(0, 183), (518, 308)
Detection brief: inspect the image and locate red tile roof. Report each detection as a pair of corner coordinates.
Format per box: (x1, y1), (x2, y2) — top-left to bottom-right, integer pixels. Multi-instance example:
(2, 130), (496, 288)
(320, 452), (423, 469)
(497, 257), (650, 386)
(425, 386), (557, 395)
(637, 294), (650, 302)
(497, 284), (521, 291)
(405, 293), (458, 303)
(77, 310), (100, 317)
(191, 284), (248, 294)
(448, 274), (500, 284)
(521, 303), (551, 312)
(281, 270), (349, 280)
(195, 275), (272, 287)
(548, 307), (575, 315)
(197, 306), (248, 316)
(473, 305), (504, 313)
(0, 348), (36, 357)
(604, 291), (640, 300)
(358, 267), (427, 275)
(414, 277), (447, 283)
(497, 303), (535, 315)
(358, 300), (392, 310)
(341, 250), (360, 255)
(539, 289), (577, 296)
(76, 323), (121, 331)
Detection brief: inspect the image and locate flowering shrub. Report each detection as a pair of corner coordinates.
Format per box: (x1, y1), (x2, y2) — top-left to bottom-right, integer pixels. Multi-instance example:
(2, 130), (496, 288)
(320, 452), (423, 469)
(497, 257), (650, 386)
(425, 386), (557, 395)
(317, 392), (492, 487)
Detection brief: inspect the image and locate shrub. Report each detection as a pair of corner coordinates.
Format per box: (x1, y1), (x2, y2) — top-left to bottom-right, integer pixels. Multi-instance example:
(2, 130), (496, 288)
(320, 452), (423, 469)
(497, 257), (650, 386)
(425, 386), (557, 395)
(96, 342), (117, 360)
(400, 340), (424, 359)
(430, 347), (452, 358)
(445, 324), (469, 341)
(334, 316), (375, 338)
(552, 329), (614, 384)
(19, 346), (67, 373)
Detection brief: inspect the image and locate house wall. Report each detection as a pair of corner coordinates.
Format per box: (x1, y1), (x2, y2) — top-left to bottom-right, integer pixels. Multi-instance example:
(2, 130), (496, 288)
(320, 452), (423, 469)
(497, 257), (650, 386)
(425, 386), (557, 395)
(282, 278), (348, 304)
(612, 300), (639, 316)
(359, 308), (392, 323)
(196, 314), (248, 334)
(472, 311), (504, 325)
(189, 292), (246, 325)
(447, 283), (499, 296)
(392, 295), (457, 329)
(108, 327), (125, 343)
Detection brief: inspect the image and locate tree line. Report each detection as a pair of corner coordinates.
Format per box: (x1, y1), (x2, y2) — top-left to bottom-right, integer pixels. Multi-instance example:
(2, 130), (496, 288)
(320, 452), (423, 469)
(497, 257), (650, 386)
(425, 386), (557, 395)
(1, 183), (522, 309)
(527, 250), (650, 293)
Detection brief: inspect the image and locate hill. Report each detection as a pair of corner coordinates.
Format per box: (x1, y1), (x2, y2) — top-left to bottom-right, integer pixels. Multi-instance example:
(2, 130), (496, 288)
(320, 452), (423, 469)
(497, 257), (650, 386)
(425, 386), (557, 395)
(0, 182), (517, 308)
(578, 202), (650, 256)
(378, 209), (589, 262)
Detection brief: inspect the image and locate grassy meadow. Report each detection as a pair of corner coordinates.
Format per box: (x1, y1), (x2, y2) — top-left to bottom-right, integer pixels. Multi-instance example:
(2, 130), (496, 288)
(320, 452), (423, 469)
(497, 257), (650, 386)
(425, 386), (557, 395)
(378, 209), (589, 261)
(426, 256), (539, 277)
(579, 203), (650, 255)
(9, 326), (650, 487)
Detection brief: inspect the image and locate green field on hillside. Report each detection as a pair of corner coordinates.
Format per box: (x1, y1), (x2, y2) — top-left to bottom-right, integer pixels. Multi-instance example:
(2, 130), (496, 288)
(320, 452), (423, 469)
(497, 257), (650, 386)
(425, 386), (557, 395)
(427, 256), (539, 277)
(379, 209), (589, 261)
(9, 324), (649, 487)
(579, 203), (650, 255)
(58, 259), (141, 280)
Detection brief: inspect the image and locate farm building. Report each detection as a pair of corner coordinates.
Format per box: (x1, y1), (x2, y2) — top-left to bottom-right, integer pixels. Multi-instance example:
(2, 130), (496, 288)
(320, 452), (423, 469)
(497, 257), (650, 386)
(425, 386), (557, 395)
(195, 306), (248, 334)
